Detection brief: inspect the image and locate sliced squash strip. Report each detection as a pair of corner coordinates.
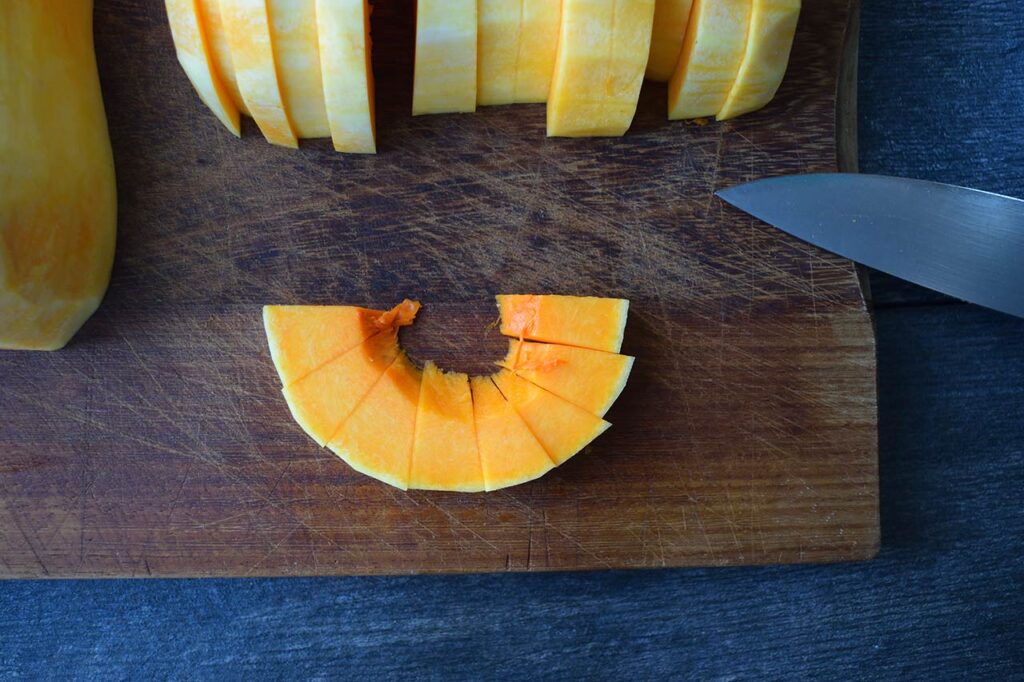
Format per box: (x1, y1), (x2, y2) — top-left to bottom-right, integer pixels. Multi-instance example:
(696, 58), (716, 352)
(471, 376), (554, 491)
(645, 0), (694, 82)
(413, 0), (478, 115)
(493, 371), (610, 466)
(717, 0), (800, 121)
(281, 330), (400, 446)
(263, 304), (388, 386)
(547, 0), (656, 137)
(221, 0), (299, 146)
(500, 340), (634, 417)
(316, 0), (377, 152)
(497, 295), (629, 353)
(195, 0), (248, 114)
(477, 0), (522, 106)
(667, 0), (751, 120)
(166, 0), (242, 135)
(329, 352), (422, 490)
(267, 0), (331, 138)
(513, 0), (562, 103)
(410, 362), (485, 492)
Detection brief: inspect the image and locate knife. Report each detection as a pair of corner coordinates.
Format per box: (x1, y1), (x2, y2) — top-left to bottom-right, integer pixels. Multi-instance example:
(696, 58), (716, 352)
(716, 174), (1024, 319)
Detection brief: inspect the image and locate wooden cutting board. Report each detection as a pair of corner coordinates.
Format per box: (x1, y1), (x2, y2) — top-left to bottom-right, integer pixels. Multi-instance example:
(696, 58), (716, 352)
(0, 0), (876, 577)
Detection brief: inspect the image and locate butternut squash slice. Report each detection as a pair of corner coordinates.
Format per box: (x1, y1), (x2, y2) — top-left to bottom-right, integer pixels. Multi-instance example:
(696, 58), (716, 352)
(500, 340), (634, 417)
(668, 0), (752, 120)
(268, 0), (331, 138)
(477, 0), (562, 106)
(471, 376), (555, 491)
(717, 0), (801, 121)
(492, 370), (610, 465)
(547, 0), (656, 137)
(329, 352), (422, 490)
(316, 0), (377, 153)
(1, 1), (117, 350)
(497, 294), (629, 353)
(410, 362), (485, 492)
(167, 0), (242, 135)
(413, 0), (478, 115)
(220, 0), (299, 146)
(195, 0), (249, 114)
(645, 0), (694, 82)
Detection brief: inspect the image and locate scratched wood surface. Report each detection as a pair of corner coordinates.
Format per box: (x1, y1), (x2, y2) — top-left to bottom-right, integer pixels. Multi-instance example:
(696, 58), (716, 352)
(0, 0), (876, 578)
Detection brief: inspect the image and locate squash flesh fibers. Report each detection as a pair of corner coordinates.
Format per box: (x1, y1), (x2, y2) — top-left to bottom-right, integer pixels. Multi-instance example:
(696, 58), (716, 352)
(1, 1), (117, 350)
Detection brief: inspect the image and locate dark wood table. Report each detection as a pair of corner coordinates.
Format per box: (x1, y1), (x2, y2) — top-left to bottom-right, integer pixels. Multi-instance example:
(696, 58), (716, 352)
(1, 1), (1022, 677)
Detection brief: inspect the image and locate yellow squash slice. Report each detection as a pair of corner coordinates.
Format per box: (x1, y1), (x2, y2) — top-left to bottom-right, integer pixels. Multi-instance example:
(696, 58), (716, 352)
(166, 0), (242, 135)
(220, 0), (299, 146)
(500, 340), (634, 417)
(195, 0), (248, 113)
(471, 376), (555, 491)
(547, 0), (656, 137)
(268, 0), (330, 138)
(493, 371), (610, 465)
(477, 0), (562, 106)
(645, 0), (694, 82)
(413, 0), (478, 115)
(410, 362), (485, 492)
(316, 0), (377, 152)
(328, 352), (422, 490)
(717, 0), (801, 120)
(668, 0), (752, 120)
(497, 295), (629, 353)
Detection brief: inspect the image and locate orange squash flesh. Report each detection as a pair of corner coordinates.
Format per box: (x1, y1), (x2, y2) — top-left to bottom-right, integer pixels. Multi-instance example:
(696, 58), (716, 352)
(477, 0), (562, 106)
(646, 0), (694, 82)
(500, 340), (634, 417)
(266, 297), (631, 491)
(220, 0), (299, 147)
(264, 305), (388, 386)
(492, 370), (610, 465)
(497, 295), (629, 353)
(410, 362), (485, 492)
(1, 1), (117, 350)
(281, 329), (401, 446)
(471, 376), (555, 491)
(328, 352), (422, 490)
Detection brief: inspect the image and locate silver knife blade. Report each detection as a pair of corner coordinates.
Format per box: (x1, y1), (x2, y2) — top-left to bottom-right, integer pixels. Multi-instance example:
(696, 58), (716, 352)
(716, 174), (1024, 318)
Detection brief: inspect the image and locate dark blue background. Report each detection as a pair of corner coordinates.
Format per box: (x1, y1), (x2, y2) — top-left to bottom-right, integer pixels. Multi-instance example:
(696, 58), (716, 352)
(3, 2), (1023, 678)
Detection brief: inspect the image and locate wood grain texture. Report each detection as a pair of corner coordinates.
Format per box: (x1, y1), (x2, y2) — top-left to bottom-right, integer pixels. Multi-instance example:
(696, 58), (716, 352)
(0, 0), (877, 578)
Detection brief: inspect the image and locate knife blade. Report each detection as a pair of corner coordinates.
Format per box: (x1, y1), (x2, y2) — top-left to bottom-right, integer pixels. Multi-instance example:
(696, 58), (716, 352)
(716, 174), (1024, 318)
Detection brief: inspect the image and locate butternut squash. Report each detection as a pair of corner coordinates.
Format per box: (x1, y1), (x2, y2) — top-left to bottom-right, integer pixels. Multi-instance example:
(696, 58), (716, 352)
(1, 1), (117, 351)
